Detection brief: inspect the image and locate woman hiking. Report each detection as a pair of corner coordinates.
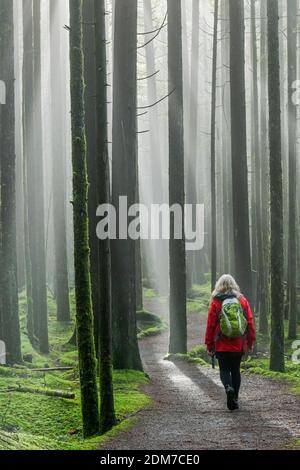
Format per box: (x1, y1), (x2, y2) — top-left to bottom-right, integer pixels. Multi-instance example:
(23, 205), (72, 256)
(205, 274), (256, 411)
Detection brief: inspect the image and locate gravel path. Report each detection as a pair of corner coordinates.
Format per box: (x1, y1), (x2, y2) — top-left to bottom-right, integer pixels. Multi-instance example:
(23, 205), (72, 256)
(101, 298), (300, 450)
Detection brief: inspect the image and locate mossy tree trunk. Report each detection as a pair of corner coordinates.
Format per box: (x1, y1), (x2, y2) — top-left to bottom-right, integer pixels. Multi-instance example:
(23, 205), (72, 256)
(267, 0), (285, 372)
(69, 0), (100, 437)
(0, 0), (22, 365)
(82, 0), (100, 350)
(111, 0), (143, 371)
(94, 0), (117, 433)
(168, 0), (187, 354)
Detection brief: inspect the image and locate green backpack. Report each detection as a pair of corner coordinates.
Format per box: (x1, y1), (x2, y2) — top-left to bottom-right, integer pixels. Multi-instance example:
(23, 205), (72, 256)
(220, 297), (248, 339)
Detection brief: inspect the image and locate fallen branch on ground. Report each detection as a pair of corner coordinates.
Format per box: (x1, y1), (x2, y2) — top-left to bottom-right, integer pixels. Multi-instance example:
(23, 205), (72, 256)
(0, 386), (75, 399)
(30, 367), (74, 372)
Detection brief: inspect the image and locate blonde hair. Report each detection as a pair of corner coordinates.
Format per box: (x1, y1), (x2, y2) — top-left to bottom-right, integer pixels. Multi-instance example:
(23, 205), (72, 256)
(211, 274), (241, 299)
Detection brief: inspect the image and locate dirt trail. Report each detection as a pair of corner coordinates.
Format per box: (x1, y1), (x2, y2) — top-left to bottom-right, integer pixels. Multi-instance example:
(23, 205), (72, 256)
(102, 298), (300, 450)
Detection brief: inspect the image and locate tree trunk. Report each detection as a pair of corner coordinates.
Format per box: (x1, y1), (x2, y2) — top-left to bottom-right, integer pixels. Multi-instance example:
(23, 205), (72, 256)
(22, 0), (35, 343)
(50, 0), (71, 323)
(267, 0), (285, 372)
(111, 0), (143, 371)
(251, 0), (268, 333)
(94, 0), (117, 434)
(186, 0), (200, 291)
(287, 0), (297, 339)
(168, 0), (187, 354)
(229, 0), (253, 304)
(259, 0), (270, 335)
(143, 0), (168, 296)
(82, 0), (100, 351)
(250, 3), (258, 301)
(69, 0), (100, 437)
(143, 0), (163, 203)
(221, 0), (233, 275)
(14, 0), (26, 293)
(135, 172), (143, 312)
(32, 0), (48, 353)
(0, 0), (22, 365)
(210, 0), (219, 291)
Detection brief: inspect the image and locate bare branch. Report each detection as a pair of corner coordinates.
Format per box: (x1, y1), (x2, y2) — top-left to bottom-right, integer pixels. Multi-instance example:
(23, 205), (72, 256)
(137, 88), (176, 110)
(138, 11), (168, 49)
(137, 70), (160, 81)
(138, 23), (168, 36)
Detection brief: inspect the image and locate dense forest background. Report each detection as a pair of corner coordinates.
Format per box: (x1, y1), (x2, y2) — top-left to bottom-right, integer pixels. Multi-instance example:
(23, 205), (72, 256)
(0, 0), (299, 450)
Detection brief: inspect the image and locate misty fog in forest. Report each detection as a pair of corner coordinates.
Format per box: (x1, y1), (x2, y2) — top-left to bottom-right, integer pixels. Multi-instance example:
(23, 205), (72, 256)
(0, 0), (299, 451)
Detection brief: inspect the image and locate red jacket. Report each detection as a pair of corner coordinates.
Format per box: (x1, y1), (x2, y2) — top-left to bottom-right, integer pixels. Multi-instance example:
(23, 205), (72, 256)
(205, 294), (256, 353)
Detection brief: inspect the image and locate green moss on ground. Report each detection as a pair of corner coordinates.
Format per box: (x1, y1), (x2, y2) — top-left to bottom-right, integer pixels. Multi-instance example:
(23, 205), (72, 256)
(241, 319), (300, 394)
(188, 345), (211, 363)
(136, 310), (167, 339)
(164, 345), (213, 367)
(143, 287), (157, 299)
(164, 352), (208, 367)
(187, 282), (211, 315)
(287, 439), (300, 450)
(0, 290), (151, 450)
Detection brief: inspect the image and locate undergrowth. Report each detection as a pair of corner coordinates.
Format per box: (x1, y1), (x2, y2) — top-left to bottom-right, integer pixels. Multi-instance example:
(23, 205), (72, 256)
(0, 290), (152, 450)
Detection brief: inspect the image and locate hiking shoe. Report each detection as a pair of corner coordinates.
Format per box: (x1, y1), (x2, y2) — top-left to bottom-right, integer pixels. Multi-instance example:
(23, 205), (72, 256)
(233, 398), (239, 410)
(225, 385), (235, 411)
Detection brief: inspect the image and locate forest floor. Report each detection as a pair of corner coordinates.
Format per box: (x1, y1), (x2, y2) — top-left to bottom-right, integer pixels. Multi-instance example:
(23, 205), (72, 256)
(101, 295), (300, 450)
(1, 286), (299, 450)
(0, 290), (153, 450)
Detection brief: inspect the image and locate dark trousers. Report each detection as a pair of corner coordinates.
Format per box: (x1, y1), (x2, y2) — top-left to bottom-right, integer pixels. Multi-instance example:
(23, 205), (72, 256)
(216, 352), (243, 399)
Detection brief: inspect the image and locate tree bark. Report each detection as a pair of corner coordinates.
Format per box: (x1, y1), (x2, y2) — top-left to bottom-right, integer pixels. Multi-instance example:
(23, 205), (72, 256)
(50, 0), (71, 323)
(143, 0), (168, 295)
(22, 0), (35, 344)
(111, 0), (143, 371)
(0, 0), (22, 365)
(259, 0), (270, 335)
(82, 0), (100, 351)
(186, 0), (200, 290)
(267, 0), (285, 372)
(210, 0), (219, 291)
(287, 0), (297, 339)
(229, 0), (253, 304)
(69, 0), (100, 437)
(94, 0), (117, 434)
(32, 0), (49, 353)
(251, 0), (268, 333)
(221, 0), (233, 275)
(168, 0), (187, 354)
